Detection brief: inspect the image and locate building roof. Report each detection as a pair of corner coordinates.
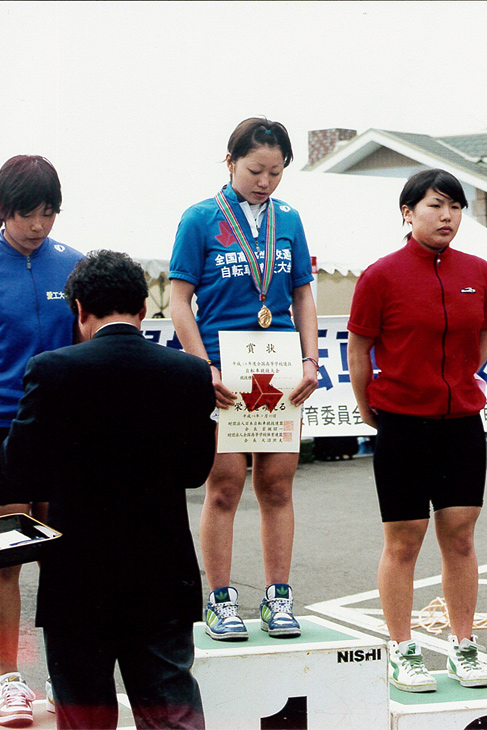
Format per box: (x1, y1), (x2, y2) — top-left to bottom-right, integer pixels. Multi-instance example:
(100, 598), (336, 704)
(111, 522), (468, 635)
(439, 133), (487, 159)
(311, 128), (487, 191)
(390, 130), (487, 176)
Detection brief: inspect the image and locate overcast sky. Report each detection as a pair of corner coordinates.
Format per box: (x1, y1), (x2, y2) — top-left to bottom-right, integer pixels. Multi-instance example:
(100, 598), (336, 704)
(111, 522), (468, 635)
(1, 0), (487, 259)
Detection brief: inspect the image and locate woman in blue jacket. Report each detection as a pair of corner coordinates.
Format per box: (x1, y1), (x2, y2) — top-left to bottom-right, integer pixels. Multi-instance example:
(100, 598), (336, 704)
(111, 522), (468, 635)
(170, 118), (318, 642)
(0, 155), (83, 726)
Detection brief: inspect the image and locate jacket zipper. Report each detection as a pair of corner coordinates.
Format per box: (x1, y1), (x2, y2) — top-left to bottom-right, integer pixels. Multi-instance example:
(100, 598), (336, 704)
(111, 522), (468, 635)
(434, 254), (451, 416)
(27, 255), (43, 351)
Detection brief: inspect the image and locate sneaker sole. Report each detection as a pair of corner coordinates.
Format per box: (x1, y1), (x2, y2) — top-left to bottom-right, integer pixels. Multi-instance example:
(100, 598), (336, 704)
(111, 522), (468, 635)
(204, 625), (248, 641)
(260, 620), (301, 637)
(448, 671), (487, 687)
(390, 677), (437, 693)
(0, 714), (33, 728)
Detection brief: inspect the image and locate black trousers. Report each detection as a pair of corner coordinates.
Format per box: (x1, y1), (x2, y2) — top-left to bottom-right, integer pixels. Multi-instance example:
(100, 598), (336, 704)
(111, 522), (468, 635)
(44, 618), (205, 730)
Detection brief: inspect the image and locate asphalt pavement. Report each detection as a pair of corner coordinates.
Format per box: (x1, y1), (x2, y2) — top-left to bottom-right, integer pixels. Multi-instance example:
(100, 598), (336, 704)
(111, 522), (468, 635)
(15, 451), (487, 701)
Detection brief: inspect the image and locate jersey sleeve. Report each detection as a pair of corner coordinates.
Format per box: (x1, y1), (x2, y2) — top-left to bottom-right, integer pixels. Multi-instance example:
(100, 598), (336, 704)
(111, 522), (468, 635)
(169, 205), (207, 287)
(291, 211), (313, 288)
(347, 266), (383, 338)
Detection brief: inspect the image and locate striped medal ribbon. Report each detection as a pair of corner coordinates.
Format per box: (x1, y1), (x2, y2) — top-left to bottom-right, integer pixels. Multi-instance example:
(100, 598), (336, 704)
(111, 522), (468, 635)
(215, 189), (275, 328)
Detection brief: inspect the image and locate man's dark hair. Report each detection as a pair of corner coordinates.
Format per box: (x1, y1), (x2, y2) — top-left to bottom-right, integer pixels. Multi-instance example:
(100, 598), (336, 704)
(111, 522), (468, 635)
(0, 155), (62, 225)
(400, 168), (468, 216)
(65, 250), (148, 318)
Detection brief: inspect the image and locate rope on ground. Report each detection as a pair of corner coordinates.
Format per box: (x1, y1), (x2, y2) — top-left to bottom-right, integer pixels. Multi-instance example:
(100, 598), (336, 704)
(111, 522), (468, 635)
(411, 596), (449, 635)
(410, 596), (487, 634)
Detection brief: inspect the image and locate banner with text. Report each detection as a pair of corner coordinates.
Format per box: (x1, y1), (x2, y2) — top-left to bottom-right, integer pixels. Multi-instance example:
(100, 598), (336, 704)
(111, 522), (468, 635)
(141, 317), (487, 437)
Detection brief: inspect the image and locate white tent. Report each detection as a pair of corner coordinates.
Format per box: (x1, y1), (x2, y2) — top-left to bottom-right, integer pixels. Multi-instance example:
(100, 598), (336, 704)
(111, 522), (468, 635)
(278, 171), (487, 273)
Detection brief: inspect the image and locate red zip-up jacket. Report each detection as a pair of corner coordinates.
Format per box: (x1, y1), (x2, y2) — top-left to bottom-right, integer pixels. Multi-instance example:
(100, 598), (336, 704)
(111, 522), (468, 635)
(348, 237), (487, 418)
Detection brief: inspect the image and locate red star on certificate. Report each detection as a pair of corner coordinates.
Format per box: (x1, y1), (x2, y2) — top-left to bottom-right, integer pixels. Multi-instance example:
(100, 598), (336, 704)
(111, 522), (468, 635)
(241, 373), (283, 413)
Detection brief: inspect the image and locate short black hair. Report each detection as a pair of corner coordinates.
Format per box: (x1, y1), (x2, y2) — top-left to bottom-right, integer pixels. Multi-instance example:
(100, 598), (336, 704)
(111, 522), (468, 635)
(227, 117), (293, 167)
(0, 155), (62, 225)
(400, 168), (468, 217)
(65, 250), (148, 318)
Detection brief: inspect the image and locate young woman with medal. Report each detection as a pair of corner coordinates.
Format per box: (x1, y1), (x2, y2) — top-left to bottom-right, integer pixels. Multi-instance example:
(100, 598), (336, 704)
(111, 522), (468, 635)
(170, 117), (318, 641)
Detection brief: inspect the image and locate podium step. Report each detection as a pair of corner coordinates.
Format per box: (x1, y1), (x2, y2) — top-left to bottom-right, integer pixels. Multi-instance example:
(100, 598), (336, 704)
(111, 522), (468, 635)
(391, 670), (487, 729)
(193, 615), (389, 729)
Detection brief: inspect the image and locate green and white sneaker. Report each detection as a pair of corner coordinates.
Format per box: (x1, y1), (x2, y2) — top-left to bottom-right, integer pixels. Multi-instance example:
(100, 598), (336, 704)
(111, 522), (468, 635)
(447, 634), (487, 687)
(389, 640), (437, 693)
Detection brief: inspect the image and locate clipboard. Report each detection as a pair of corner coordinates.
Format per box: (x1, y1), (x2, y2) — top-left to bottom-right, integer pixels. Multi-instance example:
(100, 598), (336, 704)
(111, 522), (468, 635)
(0, 513), (62, 568)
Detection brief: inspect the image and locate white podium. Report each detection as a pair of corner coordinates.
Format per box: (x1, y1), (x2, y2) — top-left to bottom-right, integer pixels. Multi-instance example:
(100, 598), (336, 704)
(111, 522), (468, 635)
(192, 615), (389, 730)
(391, 670), (487, 729)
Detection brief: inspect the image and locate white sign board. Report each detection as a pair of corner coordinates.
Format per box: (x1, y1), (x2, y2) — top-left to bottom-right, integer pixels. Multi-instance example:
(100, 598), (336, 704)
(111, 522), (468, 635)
(301, 316), (376, 437)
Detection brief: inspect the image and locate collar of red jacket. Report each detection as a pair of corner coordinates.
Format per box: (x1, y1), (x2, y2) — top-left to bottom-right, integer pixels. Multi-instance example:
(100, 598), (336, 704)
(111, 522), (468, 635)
(406, 235), (453, 261)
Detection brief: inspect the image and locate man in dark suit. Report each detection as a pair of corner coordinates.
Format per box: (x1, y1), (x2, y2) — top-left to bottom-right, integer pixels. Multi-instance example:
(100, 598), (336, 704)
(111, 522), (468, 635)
(1, 250), (216, 730)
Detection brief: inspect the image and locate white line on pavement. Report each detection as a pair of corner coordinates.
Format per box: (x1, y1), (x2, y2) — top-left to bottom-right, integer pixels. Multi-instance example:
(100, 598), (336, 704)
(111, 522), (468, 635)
(306, 564), (487, 658)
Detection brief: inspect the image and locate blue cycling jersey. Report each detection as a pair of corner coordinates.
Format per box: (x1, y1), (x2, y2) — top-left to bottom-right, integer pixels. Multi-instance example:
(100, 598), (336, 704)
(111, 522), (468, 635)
(169, 183), (313, 366)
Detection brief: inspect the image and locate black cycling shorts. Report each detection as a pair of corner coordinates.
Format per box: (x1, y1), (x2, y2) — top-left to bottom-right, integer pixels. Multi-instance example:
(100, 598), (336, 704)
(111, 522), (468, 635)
(373, 411), (486, 522)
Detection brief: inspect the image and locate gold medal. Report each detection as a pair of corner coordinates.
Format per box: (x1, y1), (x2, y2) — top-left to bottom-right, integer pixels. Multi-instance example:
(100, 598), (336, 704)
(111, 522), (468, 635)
(258, 304), (272, 328)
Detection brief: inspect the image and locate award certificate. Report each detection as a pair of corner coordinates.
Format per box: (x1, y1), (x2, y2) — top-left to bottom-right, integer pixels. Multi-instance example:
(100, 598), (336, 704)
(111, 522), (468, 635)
(218, 331), (302, 453)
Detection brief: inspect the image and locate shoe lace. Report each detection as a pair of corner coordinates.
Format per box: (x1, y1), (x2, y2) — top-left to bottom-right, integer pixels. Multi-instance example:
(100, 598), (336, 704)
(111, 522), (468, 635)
(401, 654), (430, 676)
(2, 681), (35, 705)
(268, 597), (293, 614)
(213, 601), (238, 619)
(457, 646), (484, 669)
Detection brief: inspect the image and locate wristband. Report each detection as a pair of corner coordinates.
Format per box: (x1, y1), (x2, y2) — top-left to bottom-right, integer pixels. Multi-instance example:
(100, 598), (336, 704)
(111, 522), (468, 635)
(302, 357), (319, 370)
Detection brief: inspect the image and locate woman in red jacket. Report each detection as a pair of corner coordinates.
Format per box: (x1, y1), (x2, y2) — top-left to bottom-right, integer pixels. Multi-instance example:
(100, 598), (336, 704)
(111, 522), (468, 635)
(348, 169), (487, 694)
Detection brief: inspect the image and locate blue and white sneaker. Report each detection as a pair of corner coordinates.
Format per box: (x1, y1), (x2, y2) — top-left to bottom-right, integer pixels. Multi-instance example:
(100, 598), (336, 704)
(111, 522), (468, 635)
(260, 584), (301, 637)
(205, 586), (248, 641)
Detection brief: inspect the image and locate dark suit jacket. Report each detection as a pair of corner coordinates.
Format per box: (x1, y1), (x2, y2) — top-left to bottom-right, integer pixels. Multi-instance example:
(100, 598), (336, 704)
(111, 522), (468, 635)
(1, 324), (215, 630)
